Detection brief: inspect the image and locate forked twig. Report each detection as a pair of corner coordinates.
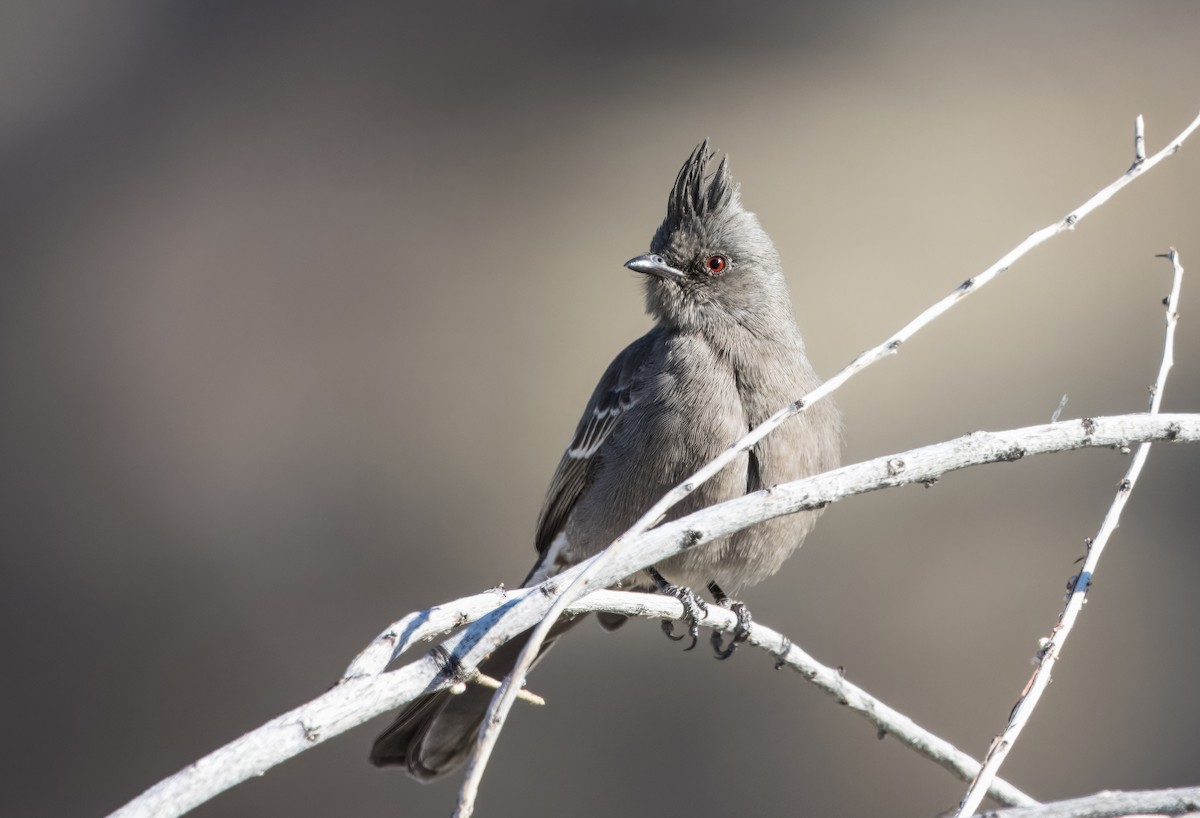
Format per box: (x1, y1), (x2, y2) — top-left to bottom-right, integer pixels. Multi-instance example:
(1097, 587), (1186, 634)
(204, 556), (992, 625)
(954, 248), (1186, 817)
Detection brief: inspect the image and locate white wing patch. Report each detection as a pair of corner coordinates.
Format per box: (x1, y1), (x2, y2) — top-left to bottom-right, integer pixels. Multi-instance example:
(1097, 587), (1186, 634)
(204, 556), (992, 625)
(566, 391), (636, 459)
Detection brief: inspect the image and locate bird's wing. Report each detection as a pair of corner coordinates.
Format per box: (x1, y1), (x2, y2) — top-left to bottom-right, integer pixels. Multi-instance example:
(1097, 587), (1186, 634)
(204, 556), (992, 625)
(532, 332), (655, 557)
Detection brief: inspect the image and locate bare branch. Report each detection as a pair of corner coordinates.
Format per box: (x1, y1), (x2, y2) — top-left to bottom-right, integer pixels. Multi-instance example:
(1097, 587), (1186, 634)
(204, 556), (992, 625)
(341, 585), (513, 679)
(456, 111), (1200, 818)
(955, 250), (1186, 817)
(107, 413), (1200, 818)
(976, 785), (1200, 818)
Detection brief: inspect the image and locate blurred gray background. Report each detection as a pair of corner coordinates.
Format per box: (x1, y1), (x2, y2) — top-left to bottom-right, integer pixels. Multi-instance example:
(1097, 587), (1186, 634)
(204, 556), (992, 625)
(3, 2), (1200, 816)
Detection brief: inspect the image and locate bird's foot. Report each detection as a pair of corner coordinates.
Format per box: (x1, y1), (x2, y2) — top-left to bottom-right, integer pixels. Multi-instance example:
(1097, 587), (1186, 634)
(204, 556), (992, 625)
(711, 601), (752, 659)
(649, 568), (708, 651)
(708, 582), (753, 660)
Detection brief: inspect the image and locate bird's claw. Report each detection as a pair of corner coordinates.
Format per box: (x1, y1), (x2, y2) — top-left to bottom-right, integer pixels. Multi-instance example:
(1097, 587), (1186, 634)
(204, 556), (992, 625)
(658, 585), (708, 651)
(711, 601), (752, 660)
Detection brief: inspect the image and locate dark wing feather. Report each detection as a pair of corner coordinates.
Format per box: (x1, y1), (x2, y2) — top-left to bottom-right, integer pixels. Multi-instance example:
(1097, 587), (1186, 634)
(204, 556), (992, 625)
(533, 331), (656, 556)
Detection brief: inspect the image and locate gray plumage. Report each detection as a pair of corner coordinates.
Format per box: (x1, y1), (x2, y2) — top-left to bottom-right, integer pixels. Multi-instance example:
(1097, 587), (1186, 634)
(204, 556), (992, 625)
(370, 141), (843, 779)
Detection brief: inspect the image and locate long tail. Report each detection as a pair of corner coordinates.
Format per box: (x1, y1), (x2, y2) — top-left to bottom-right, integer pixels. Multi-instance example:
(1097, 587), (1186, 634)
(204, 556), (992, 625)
(369, 617), (577, 781)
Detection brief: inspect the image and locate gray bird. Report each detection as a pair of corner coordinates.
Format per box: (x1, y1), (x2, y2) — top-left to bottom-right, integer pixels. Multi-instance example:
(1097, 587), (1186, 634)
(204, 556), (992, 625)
(370, 141), (843, 780)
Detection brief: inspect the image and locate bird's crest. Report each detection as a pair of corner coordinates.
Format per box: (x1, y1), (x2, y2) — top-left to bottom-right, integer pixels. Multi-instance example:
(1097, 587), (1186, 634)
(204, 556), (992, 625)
(665, 140), (739, 228)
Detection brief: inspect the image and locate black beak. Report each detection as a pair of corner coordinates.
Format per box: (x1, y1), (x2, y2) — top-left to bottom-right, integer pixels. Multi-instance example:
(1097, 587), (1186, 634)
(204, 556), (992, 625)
(624, 254), (687, 281)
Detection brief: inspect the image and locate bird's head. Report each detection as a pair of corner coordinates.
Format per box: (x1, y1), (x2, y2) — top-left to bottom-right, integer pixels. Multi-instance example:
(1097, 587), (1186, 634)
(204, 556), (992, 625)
(627, 141), (793, 334)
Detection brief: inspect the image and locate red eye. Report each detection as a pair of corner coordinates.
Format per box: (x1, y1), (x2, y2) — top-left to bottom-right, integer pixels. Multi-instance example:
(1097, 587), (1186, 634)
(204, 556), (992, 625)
(705, 255), (727, 274)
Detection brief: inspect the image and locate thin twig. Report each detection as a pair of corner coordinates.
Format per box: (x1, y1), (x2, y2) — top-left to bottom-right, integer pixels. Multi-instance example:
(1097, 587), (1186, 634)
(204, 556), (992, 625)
(471, 673), (546, 706)
(1134, 114), (1147, 165)
(580, 591), (1039, 808)
(454, 111), (1200, 818)
(954, 249), (1185, 817)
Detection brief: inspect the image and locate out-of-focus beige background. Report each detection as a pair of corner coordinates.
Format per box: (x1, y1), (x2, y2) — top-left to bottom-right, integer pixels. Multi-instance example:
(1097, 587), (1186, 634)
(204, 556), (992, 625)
(4, 2), (1199, 816)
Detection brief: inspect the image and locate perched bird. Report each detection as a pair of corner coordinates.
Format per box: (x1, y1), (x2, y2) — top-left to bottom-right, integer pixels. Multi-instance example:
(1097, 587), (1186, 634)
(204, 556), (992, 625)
(370, 141), (843, 780)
